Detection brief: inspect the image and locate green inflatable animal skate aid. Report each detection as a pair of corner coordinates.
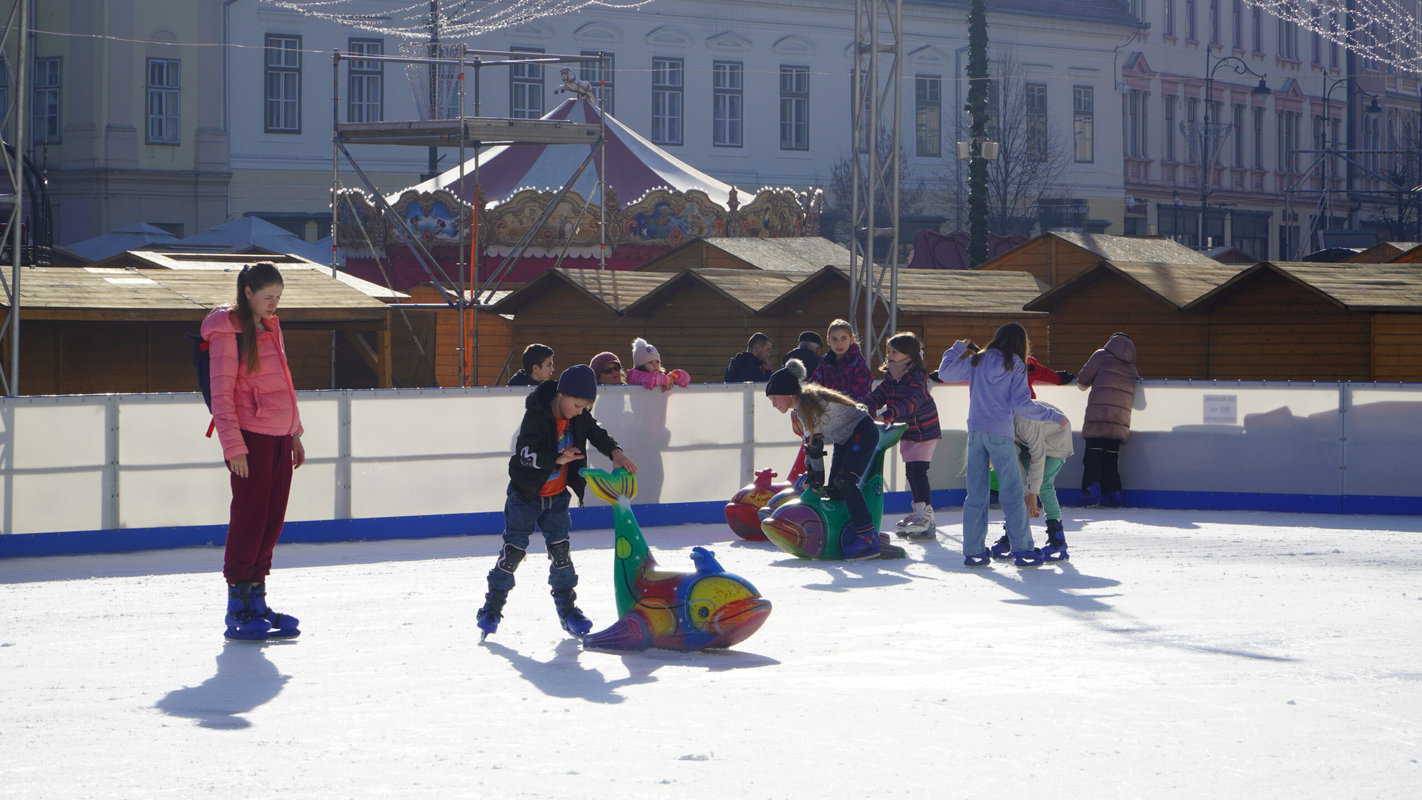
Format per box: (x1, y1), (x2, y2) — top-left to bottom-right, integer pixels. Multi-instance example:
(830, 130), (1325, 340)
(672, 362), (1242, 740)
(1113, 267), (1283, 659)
(579, 467), (772, 651)
(760, 423), (905, 559)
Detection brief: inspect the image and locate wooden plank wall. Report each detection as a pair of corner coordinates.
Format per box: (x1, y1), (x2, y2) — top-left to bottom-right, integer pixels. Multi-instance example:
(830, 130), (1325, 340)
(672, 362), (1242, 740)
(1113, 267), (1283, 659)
(980, 238), (1099, 288)
(506, 282), (640, 380)
(1370, 314), (1422, 381)
(1204, 270), (1370, 380)
(631, 281), (764, 380)
(638, 242), (709, 272)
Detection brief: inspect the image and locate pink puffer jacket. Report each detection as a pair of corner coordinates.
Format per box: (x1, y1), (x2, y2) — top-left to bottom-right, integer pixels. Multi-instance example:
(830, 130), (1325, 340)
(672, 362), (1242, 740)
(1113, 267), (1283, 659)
(1077, 333), (1139, 441)
(201, 306), (303, 460)
(626, 367), (691, 390)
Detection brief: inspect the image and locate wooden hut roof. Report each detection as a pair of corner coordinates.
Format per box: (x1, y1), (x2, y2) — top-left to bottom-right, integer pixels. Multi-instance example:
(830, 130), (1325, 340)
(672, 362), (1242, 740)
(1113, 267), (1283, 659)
(988, 231), (1219, 268)
(1185, 261), (1422, 311)
(622, 268), (805, 314)
(96, 249), (408, 300)
(646, 236), (850, 273)
(491, 268), (676, 314)
(1026, 260), (1248, 310)
(1, 266), (392, 321)
(1347, 241), (1420, 263)
(761, 265), (1047, 316)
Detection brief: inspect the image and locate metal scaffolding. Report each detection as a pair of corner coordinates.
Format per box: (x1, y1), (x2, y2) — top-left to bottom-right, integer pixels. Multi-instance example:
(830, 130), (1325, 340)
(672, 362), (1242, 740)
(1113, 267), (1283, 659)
(0, 0), (26, 396)
(329, 47), (606, 386)
(847, 0), (903, 366)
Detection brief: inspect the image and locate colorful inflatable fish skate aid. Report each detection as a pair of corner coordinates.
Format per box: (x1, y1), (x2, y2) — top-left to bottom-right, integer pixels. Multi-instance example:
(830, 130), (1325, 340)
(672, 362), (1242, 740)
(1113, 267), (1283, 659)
(580, 468), (773, 652)
(759, 423), (906, 560)
(724, 415), (810, 541)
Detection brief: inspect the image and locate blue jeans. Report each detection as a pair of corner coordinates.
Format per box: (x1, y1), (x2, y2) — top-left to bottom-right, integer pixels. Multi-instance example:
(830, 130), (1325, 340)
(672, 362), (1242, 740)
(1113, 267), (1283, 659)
(963, 431), (1034, 557)
(488, 487), (575, 592)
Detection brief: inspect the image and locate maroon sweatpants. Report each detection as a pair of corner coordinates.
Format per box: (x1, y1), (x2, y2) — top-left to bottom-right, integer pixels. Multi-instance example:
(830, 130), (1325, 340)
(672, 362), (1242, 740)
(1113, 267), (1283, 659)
(223, 430), (295, 584)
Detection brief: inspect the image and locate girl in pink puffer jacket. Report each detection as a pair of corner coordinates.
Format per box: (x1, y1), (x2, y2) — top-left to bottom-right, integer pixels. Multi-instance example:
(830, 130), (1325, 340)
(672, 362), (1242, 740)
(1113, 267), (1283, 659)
(201, 262), (306, 641)
(626, 337), (691, 391)
(1076, 332), (1139, 507)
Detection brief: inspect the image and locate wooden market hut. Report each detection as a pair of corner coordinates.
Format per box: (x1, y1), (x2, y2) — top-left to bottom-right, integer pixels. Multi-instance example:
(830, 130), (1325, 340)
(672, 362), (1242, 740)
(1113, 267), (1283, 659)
(757, 265), (1051, 360)
(980, 231), (1218, 288)
(1023, 260), (1248, 377)
(634, 236), (850, 274)
(618, 269), (806, 380)
(490, 269), (678, 380)
(0, 266), (395, 395)
(1184, 261), (1422, 380)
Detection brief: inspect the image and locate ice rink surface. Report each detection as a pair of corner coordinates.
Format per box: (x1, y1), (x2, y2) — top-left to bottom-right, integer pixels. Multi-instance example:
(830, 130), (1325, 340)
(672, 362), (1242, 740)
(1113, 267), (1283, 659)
(3, 509), (1420, 799)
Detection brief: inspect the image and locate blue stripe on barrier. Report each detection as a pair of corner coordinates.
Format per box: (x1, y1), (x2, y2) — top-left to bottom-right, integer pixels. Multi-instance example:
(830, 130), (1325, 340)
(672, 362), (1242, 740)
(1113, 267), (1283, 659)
(1, 489), (1417, 559)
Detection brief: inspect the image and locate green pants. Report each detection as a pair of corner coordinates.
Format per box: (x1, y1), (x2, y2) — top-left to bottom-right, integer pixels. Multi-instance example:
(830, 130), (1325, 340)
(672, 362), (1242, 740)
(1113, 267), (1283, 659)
(994, 456), (1065, 520)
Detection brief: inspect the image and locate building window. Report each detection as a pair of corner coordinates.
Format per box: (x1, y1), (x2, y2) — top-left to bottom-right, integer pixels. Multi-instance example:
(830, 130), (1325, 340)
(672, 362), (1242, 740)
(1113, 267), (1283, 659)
(713, 61), (743, 148)
(1209, 0), (1220, 44)
(1233, 103), (1246, 166)
(1252, 106), (1264, 168)
(347, 38), (383, 123)
(651, 56), (683, 145)
(1074, 85), (1095, 162)
(1130, 0), (1145, 20)
(264, 34), (301, 133)
(1278, 16), (1298, 60)
(1186, 0), (1197, 40)
(915, 74), (942, 157)
(579, 52), (614, 114)
(433, 44), (461, 119)
(1164, 95), (1176, 161)
(1231, 210), (1269, 259)
(1251, 7), (1262, 51)
(1159, 205), (1200, 247)
(1166, 0), (1176, 36)
(780, 64), (809, 151)
(1277, 109), (1300, 174)
(510, 46), (544, 119)
(1125, 89), (1148, 158)
(1207, 100), (1223, 166)
(1232, 0), (1243, 49)
(1026, 82), (1048, 158)
(33, 56), (62, 143)
(1279, 224), (1299, 260)
(1185, 97), (1199, 163)
(145, 58), (180, 144)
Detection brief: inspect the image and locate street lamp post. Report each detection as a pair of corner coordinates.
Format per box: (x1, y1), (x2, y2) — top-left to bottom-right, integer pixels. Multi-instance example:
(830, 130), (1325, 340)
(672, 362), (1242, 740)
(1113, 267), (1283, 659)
(1194, 48), (1269, 250)
(1319, 77), (1381, 249)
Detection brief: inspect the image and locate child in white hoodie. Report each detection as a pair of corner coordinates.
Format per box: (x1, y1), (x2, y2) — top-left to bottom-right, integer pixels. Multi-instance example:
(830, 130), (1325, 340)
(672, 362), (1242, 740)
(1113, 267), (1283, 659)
(990, 399), (1074, 561)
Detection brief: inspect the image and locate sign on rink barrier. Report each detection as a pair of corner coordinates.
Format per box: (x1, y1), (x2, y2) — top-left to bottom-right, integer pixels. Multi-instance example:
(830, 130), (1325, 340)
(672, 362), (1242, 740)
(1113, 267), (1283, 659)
(1, 380), (1419, 556)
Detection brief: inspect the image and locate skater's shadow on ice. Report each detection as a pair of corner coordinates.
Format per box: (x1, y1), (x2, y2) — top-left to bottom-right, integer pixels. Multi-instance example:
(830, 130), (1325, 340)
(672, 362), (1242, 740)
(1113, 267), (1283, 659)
(483, 639), (650, 704)
(154, 640), (292, 730)
(766, 555), (915, 592)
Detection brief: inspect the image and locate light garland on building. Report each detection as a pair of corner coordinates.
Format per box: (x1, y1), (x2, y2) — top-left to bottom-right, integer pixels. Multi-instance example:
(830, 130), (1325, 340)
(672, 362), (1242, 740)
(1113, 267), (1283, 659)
(1243, 1), (1422, 73)
(267, 0), (655, 40)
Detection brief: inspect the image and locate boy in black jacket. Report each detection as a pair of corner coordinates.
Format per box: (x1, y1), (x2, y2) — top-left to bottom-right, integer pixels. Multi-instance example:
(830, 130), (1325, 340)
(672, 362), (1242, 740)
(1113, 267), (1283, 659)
(477, 364), (637, 640)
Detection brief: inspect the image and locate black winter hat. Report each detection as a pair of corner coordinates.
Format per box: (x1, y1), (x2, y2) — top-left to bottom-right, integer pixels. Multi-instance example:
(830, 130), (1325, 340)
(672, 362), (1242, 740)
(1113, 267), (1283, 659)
(766, 359), (808, 396)
(557, 364), (598, 400)
(797, 330), (823, 346)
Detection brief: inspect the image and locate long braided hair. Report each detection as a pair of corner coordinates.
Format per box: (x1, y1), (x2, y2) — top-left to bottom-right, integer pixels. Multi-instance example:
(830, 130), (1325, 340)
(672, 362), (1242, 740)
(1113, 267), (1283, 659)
(234, 262), (284, 374)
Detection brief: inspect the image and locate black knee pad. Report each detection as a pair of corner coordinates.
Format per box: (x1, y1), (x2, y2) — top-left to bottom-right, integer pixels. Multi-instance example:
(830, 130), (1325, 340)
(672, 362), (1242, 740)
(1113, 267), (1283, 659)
(495, 543), (526, 574)
(547, 539), (574, 570)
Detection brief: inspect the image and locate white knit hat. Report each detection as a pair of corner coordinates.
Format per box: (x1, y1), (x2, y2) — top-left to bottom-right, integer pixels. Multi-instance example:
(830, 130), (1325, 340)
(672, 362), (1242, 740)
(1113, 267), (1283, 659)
(632, 337), (660, 369)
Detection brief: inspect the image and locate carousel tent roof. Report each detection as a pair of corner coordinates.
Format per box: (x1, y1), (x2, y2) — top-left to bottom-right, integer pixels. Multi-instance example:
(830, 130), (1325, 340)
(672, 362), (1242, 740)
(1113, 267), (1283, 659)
(397, 98), (748, 211)
(64, 223), (179, 263)
(171, 217), (332, 265)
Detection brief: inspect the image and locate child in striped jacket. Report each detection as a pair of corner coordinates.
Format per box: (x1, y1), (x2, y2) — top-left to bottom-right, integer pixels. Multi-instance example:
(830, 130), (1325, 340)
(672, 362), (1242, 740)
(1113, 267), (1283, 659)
(866, 332), (941, 539)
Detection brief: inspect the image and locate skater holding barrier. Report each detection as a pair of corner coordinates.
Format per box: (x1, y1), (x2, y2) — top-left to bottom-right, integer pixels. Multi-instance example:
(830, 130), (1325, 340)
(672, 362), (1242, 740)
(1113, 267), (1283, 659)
(1076, 332), (1138, 507)
(936, 323), (1068, 567)
(477, 364), (638, 641)
(865, 332), (941, 540)
(626, 337), (691, 391)
(507, 343), (555, 387)
(810, 319), (873, 403)
(201, 262), (306, 641)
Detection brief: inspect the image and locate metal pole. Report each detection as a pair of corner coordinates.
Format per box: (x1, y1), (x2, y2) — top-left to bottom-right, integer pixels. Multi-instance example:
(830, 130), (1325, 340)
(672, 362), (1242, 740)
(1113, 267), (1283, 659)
(425, 0), (440, 180)
(866, 0), (878, 348)
(889, 0), (902, 339)
(10, 0), (26, 396)
(1201, 49), (1210, 249)
(1323, 79), (1332, 249)
(598, 52), (607, 272)
(330, 52), (340, 277)
(849, 0), (863, 328)
(471, 57), (482, 386)
(457, 44), (467, 387)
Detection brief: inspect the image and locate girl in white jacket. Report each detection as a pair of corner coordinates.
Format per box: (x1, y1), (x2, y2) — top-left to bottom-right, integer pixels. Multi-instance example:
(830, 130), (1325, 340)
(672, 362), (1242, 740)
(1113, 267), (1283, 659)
(991, 399), (1074, 561)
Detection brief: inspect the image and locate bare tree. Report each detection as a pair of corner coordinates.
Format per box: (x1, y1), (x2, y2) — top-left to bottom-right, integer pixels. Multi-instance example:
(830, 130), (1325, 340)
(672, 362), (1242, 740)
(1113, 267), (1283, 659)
(1359, 120), (1422, 243)
(822, 127), (929, 246)
(950, 54), (1072, 236)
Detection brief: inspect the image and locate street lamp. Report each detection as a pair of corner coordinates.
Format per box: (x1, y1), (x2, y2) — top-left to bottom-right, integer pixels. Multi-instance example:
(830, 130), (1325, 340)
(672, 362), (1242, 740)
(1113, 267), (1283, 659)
(1191, 49), (1269, 250)
(1320, 77), (1383, 247)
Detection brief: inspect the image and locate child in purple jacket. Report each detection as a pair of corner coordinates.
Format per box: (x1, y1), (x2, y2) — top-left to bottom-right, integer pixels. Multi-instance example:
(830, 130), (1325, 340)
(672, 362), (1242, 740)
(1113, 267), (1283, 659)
(810, 319), (873, 403)
(866, 332), (941, 539)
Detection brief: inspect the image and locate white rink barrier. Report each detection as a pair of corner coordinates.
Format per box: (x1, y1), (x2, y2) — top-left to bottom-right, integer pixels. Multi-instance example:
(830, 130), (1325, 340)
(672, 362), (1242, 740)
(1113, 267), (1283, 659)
(1, 381), (1419, 555)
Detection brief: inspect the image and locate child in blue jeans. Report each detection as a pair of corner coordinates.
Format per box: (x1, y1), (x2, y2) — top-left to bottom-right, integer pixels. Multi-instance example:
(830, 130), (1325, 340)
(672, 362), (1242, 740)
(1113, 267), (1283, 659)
(936, 324), (1068, 567)
(477, 364), (637, 640)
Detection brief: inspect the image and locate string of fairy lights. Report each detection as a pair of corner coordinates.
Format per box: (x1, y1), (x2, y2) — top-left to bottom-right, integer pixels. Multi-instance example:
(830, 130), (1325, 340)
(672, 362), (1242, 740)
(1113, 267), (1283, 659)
(265, 0), (655, 40)
(1241, 1), (1422, 73)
